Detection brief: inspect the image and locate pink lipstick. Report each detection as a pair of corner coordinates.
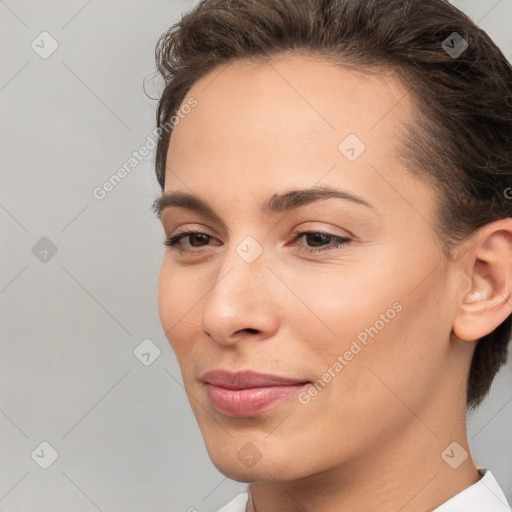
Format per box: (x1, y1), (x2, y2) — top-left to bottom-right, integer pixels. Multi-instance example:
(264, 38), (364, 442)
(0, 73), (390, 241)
(201, 369), (310, 417)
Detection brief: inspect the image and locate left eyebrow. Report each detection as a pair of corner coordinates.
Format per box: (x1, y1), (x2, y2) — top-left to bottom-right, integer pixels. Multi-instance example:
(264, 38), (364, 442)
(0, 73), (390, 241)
(152, 184), (374, 221)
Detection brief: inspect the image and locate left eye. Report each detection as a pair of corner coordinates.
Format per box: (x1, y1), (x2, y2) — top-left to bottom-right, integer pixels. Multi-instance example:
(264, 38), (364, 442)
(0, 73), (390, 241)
(163, 230), (351, 254)
(291, 231), (351, 254)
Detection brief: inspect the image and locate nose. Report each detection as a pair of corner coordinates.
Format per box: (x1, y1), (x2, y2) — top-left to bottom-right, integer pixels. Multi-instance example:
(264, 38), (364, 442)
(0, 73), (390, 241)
(200, 249), (280, 347)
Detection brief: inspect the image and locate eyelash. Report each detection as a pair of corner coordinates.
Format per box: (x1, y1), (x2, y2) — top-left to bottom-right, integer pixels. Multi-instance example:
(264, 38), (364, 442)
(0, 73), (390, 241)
(163, 228), (351, 255)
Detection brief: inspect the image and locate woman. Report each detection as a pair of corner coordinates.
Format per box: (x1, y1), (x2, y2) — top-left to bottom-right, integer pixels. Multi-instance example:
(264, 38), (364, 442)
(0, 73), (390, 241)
(151, 0), (512, 510)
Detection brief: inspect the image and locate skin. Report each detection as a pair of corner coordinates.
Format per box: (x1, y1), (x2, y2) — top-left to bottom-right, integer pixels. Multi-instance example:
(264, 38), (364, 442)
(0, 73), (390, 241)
(156, 53), (512, 511)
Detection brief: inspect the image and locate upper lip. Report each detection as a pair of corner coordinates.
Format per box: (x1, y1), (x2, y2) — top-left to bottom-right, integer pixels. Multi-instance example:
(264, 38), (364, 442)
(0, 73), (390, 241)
(201, 369), (310, 389)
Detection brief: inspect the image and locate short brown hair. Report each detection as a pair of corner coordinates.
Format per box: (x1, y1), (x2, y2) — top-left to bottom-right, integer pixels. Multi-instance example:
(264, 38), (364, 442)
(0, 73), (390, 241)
(152, 0), (512, 409)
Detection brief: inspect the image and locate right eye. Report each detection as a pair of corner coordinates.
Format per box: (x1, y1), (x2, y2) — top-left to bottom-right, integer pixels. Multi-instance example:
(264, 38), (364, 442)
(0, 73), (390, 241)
(164, 229), (219, 253)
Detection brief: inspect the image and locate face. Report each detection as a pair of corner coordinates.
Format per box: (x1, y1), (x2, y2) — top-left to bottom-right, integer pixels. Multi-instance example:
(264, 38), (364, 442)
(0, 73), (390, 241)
(157, 54), (465, 481)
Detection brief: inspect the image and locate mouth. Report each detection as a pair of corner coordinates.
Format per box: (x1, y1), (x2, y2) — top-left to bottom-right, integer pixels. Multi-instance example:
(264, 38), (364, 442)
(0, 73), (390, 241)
(201, 369), (311, 417)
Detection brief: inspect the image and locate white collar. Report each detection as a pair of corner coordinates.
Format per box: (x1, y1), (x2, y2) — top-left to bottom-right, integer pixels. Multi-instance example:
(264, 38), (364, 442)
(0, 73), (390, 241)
(433, 468), (510, 511)
(217, 469), (510, 512)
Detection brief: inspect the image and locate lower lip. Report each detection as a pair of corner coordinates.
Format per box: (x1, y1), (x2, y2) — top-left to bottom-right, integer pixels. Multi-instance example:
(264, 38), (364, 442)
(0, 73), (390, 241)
(205, 383), (310, 417)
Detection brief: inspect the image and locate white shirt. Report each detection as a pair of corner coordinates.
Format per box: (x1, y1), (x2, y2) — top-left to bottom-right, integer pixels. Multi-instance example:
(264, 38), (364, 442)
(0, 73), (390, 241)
(216, 469), (511, 512)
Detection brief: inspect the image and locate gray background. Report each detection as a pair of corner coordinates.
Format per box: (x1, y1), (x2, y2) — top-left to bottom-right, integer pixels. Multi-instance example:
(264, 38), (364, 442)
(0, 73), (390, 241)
(0, 1), (511, 511)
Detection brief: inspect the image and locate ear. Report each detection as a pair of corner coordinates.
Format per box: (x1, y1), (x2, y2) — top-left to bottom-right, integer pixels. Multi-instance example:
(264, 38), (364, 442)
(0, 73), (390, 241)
(453, 218), (512, 341)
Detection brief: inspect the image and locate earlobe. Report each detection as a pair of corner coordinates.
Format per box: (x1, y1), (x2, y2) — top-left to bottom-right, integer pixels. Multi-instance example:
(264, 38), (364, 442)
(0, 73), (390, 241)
(452, 219), (512, 342)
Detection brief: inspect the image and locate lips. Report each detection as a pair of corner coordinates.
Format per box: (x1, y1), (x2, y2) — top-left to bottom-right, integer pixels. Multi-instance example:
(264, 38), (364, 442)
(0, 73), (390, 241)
(201, 369), (309, 389)
(201, 369), (311, 417)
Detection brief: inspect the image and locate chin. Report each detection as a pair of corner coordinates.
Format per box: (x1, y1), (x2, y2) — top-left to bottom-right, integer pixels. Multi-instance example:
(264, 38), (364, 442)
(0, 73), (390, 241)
(210, 461), (262, 483)
(202, 435), (312, 482)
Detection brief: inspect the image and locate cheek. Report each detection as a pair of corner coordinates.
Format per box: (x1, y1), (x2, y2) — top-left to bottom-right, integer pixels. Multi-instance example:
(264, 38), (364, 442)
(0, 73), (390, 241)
(293, 256), (448, 401)
(284, 284), (445, 466)
(157, 260), (200, 354)
(157, 261), (174, 336)
(285, 259), (402, 351)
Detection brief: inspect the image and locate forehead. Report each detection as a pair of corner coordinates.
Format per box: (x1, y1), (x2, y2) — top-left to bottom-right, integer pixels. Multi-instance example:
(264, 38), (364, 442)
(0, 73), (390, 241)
(162, 53), (437, 228)
(167, 53), (412, 174)
(180, 53), (410, 134)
